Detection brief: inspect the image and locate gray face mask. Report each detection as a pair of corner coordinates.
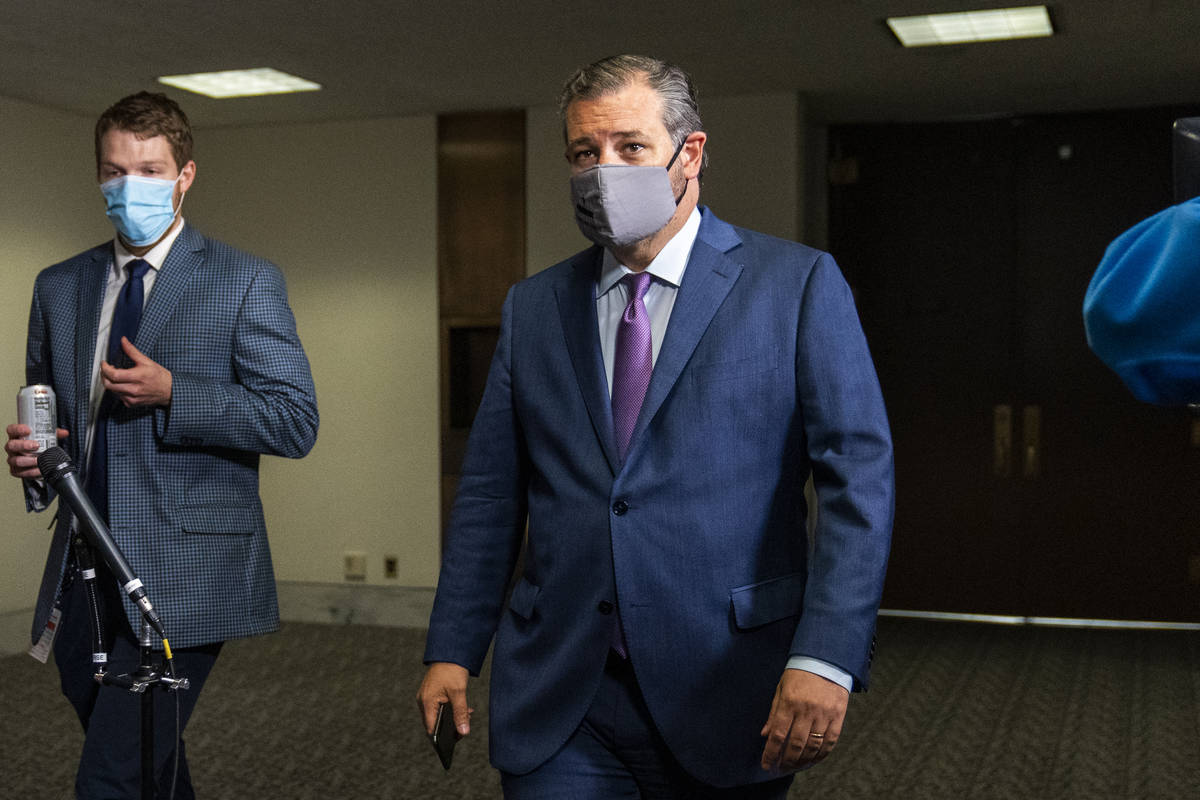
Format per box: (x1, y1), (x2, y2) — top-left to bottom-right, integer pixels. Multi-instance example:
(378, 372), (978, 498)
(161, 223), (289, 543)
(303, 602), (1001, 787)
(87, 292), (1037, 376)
(570, 140), (686, 249)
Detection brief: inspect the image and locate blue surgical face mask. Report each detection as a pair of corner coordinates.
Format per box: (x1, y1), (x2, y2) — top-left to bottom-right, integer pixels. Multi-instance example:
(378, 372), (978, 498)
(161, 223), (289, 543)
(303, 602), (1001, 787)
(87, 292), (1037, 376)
(100, 174), (184, 247)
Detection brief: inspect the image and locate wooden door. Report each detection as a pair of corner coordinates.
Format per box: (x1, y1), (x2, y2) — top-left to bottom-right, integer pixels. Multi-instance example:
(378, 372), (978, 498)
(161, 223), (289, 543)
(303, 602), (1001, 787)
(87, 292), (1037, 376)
(1012, 110), (1200, 620)
(830, 120), (1026, 615)
(830, 107), (1200, 621)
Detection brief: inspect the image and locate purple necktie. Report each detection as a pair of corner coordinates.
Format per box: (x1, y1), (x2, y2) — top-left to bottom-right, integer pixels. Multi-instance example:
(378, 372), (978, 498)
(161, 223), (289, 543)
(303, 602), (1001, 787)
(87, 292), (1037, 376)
(612, 272), (653, 462)
(609, 272), (652, 658)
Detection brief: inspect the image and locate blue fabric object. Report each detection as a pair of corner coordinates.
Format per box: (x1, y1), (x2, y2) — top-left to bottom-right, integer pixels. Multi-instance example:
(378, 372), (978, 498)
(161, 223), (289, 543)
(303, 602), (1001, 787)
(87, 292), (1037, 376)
(26, 223), (319, 649)
(1084, 197), (1200, 405)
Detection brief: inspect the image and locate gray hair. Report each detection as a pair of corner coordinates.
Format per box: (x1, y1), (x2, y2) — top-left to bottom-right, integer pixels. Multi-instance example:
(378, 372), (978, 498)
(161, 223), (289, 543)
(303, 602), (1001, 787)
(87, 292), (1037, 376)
(558, 54), (708, 174)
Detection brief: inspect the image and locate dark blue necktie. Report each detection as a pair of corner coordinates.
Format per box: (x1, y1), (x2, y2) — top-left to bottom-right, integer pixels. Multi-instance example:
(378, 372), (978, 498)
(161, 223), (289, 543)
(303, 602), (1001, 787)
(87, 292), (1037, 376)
(84, 259), (151, 522)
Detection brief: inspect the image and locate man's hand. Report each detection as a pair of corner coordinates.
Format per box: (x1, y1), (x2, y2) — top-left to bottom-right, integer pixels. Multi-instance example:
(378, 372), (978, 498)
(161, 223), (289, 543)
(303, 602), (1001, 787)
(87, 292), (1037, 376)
(417, 662), (473, 737)
(101, 338), (172, 408)
(5, 424), (69, 479)
(759, 668), (850, 773)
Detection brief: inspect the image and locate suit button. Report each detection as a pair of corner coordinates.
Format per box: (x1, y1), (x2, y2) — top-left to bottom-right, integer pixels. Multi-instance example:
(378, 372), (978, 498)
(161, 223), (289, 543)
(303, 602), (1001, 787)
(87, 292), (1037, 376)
(612, 500), (628, 515)
(597, 601), (613, 615)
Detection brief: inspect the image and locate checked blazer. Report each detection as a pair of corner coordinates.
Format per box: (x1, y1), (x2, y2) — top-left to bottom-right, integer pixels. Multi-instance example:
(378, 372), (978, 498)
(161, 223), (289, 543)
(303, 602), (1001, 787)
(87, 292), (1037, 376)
(25, 223), (318, 649)
(424, 208), (894, 787)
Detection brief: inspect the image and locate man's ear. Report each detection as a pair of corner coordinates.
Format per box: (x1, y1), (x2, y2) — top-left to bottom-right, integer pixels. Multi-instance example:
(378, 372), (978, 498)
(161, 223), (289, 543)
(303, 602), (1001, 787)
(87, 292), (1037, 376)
(680, 131), (707, 180)
(178, 160), (197, 194)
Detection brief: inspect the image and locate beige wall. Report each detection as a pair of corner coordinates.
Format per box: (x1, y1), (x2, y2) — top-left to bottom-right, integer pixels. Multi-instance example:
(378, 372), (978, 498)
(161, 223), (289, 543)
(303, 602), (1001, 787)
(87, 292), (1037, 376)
(699, 92), (802, 242)
(187, 118), (441, 588)
(0, 91), (806, 642)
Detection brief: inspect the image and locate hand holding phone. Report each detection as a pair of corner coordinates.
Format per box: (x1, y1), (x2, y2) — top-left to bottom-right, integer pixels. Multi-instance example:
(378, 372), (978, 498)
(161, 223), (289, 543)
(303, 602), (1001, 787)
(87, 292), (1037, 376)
(429, 701), (458, 770)
(417, 662), (470, 769)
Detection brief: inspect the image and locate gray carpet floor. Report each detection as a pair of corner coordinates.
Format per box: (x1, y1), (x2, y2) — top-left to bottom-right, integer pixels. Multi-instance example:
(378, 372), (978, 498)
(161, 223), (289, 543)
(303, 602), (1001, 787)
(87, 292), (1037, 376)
(2, 618), (1198, 798)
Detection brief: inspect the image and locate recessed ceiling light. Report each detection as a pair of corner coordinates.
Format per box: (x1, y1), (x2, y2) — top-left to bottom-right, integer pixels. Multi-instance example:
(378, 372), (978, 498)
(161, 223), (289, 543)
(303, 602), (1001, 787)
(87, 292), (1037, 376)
(887, 5), (1054, 47)
(157, 68), (321, 98)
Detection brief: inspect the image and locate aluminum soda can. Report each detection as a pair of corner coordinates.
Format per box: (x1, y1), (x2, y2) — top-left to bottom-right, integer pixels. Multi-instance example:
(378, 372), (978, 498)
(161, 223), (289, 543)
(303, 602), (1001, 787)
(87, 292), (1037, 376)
(17, 384), (57, 453)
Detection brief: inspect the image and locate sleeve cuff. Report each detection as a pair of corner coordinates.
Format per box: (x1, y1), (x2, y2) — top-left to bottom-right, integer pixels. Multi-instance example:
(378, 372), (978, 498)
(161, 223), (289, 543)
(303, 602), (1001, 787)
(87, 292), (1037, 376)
(787, 656), (853, 692)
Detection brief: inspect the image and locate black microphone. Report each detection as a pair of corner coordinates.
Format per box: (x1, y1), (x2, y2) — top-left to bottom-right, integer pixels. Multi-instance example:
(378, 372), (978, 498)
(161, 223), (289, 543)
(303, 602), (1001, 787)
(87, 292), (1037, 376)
(38, 446), (165, 637)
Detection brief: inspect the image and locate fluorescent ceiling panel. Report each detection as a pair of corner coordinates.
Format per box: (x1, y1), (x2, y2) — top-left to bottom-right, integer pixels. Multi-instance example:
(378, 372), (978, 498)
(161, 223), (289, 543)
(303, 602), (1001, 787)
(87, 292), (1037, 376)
(157, 68), (321, 98)
(887, 5), (1054, 47)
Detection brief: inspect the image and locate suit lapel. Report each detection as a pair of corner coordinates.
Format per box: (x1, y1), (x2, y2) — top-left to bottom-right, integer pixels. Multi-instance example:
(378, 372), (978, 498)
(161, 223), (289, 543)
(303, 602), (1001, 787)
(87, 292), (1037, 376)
(552, 212), (745, 471)
(74, 247), (109, 453)
(628, 212), (744, 454)
(136, 224), (203, 354)
(555, 246), (622, 473)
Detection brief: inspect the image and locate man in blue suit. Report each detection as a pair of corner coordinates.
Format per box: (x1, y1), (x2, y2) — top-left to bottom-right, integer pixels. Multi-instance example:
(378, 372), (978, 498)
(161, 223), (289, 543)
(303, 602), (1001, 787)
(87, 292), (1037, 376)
(419, 55), (893, 798)
(5, 92), (318, 799)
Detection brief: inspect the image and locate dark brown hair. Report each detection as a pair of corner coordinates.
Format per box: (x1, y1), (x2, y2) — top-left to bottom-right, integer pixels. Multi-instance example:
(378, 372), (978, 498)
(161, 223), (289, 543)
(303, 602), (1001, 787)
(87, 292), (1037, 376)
(95, 91), (194, 171)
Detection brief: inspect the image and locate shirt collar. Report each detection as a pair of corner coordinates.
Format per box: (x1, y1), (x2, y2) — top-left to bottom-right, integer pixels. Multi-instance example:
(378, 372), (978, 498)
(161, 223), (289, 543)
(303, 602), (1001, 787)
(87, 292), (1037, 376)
(112, 217), (185, 278)
(597, 207), (702, 298)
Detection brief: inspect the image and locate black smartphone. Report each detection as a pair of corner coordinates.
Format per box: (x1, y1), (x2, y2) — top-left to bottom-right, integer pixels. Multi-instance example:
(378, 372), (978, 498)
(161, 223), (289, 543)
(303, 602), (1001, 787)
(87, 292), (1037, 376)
(429, 701), (457, 770)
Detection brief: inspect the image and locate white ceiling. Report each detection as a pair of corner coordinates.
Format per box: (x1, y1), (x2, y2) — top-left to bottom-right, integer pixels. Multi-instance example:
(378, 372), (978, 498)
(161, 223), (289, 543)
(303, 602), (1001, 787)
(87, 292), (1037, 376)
(1, 0), (1198, 128)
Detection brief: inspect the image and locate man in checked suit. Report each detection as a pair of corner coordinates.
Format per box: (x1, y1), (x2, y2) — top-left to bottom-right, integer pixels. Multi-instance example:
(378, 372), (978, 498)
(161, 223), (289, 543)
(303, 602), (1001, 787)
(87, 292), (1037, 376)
(5, 91), (318, 798)
(418, 55), (893, 798)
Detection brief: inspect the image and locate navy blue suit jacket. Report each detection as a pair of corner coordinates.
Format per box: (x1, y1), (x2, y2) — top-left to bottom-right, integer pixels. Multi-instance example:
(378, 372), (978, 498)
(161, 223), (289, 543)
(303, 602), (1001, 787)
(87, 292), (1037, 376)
(424, 208), (893, 786)
(26, 223), (318, 649)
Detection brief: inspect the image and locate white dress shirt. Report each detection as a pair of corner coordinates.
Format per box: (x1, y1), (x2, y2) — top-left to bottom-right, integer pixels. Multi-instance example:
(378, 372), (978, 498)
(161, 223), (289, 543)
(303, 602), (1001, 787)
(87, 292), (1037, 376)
(84, 220), (183, 467)
(594, 208), (854, 693)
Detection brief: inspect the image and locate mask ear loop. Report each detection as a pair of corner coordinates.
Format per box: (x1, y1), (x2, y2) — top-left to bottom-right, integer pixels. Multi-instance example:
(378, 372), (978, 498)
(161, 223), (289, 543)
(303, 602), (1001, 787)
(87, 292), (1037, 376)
(665, 137), (688, 170)
(173, 171), (188, 218)
(666, 136), (690, 205)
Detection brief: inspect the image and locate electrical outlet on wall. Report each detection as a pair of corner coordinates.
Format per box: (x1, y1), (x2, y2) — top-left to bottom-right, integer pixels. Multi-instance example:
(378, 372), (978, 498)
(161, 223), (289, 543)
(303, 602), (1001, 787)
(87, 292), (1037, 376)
(384, 555), (399, 579)
(344, 551), (368, 581)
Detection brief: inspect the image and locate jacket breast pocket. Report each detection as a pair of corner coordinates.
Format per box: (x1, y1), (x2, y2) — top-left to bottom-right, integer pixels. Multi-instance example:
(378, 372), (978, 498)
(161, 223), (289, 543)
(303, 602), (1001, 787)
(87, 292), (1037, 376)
(180, 504), (257, 536)
(508, 576), (541, 621)
(692, 348), (781, 385)
(730, 572), (806, 631)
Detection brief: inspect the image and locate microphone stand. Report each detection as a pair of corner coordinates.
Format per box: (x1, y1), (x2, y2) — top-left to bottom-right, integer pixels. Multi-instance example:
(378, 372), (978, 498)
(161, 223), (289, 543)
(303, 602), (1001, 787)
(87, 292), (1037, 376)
(71, 543), (189, 800)
(40, 447), (188, 800)
(100, 621), (189, 800)
(70, 534), (109, 681)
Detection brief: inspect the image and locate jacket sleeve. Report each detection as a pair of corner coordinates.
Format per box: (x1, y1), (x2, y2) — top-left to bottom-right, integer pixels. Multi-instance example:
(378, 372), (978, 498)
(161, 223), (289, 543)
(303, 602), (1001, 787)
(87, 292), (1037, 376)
(423, 287), (529, 674)
(155, 260), (319, 458)
(789, 252), (895, 691)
